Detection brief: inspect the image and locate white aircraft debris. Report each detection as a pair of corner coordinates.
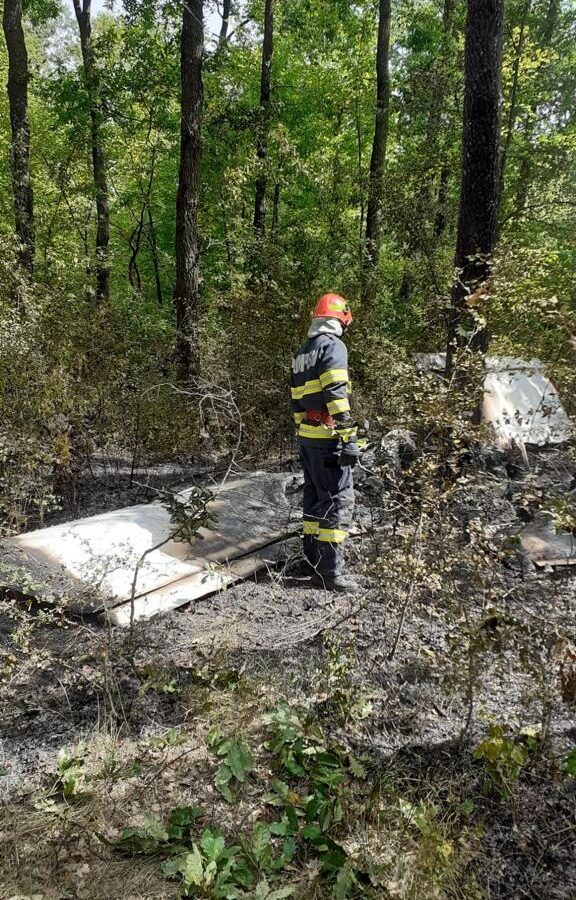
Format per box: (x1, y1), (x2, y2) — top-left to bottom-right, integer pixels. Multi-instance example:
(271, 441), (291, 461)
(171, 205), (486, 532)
(6, 472), (301, 625)
(413, 353), (574, 447)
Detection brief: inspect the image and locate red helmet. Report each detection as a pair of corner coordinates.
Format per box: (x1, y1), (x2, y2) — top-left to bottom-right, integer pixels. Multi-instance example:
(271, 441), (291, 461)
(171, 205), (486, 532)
(312, 293), (353, 327)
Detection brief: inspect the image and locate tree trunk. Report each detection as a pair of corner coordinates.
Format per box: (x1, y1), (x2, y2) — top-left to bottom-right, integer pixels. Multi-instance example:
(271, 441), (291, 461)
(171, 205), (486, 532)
(497, 0), (531, 224)
(146, 204), (163, 307)
(174, 0), (204, 377)
(72, 0), (110, 304)
(446, 0), (504, 374)
(362, 0), (391, 304)
(272, 181), (280, 230)
(431, 0), (456, 241)
(3, 0), (34, 276)
(253, 0), (273, 235)
(219, 0), (231, 44)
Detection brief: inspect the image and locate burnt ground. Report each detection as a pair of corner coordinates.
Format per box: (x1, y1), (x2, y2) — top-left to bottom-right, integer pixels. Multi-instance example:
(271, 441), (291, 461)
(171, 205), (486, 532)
(1, 445), (575, 899)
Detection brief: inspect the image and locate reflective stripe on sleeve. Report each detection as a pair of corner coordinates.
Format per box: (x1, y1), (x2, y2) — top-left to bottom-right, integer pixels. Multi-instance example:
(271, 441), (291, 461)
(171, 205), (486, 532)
(291, 378), (322, 400)
(326, 397), (350, 415)
(298, 423), (337, 440)
(318, 528), (348, 543)
(303, 520), (320, 535)
(319, 368), (348, 388)
(336, 426), (357, 443)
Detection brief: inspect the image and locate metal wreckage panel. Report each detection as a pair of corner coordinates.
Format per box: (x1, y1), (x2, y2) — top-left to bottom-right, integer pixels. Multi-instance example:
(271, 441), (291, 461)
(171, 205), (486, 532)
(7, 473), (302, 625)
(520, 524), (576, 569)
(413, 354), (574, 447)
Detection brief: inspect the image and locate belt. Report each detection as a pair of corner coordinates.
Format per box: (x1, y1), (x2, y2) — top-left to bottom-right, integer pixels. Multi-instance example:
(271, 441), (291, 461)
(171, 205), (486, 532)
(305, 409), (336, 427)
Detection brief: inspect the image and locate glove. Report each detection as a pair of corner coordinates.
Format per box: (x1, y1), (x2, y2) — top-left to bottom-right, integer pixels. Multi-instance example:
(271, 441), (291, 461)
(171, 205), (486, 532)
(339, 441), (361, 468)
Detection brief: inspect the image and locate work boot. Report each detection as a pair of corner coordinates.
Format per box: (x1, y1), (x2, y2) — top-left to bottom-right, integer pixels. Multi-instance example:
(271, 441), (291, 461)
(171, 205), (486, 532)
(310, 573), (359, 593)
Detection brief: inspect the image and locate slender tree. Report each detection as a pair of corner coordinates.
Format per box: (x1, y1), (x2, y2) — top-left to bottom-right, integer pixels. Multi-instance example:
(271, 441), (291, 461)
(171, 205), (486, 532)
(72, 0), (110, 304)
(219, 0), (231, 44)
(3, 0), (34, 276)
(253, 0), (273, 235)
(445, 0), (504, 373)
(362, 0), (391, 304)
(174, 0), (204, 377)
(497, 0), (532, 227)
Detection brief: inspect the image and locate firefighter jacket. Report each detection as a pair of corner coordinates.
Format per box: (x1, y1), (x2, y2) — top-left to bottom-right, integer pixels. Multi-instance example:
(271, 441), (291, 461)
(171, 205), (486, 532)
(290, 332), (357, 447)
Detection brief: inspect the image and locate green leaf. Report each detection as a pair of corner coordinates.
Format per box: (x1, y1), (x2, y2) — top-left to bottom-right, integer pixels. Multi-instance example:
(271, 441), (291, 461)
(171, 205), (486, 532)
(143, 814), (169, 843)
(347, 755), (366, 779)
(167, 805), (204, 839)
(227, 739), (253, 783)
(250, 821), (271, 862)
(200, 828), (226, 862)
(215, 763), (234, 801)
(179, 844), (205, 888)
(321, 847), (348, 873)
(565, 749), (576, 776)
(334, 861), (357, 899)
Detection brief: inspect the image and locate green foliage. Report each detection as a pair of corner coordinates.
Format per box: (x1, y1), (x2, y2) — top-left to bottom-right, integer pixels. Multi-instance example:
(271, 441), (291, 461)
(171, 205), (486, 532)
(474, 723), (538, 796)
(565, 750), (576, 777)
(207, 729), (254, 802)
(315, 632), (373, 724)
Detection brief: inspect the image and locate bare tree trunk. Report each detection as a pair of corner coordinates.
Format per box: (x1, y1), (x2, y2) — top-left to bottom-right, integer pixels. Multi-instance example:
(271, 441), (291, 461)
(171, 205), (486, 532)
(272, 181), (280, 230)
(497, 0), (531, 224)
(72, 0), (110, 304)
(174, 0), (204, 377)
(3, 0), (34, 277)
(362, 0), (391, 305)
(446, 0), (504, 374)
(253, 0), (273, 236)
(146, 204), (163, 307)
(432, 0), (456, 240)
(219, 0), (231, 44)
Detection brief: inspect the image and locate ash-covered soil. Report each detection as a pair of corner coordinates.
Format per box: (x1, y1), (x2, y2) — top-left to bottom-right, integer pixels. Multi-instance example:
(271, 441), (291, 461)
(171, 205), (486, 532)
(1, 444), (576, 899)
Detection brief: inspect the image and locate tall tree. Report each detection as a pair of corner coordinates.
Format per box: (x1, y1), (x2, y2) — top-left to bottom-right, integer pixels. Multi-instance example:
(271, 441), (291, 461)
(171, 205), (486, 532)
(174, 0), (204, 377)
(72, 0), (110, 304)
(362, 0), (391, 305)
(253, 0), (273, 235)
(3, 0), (34, 276)
(219, 0), (231, 44)
(445, 0), (504, 372)
(497, 0), (531, 217)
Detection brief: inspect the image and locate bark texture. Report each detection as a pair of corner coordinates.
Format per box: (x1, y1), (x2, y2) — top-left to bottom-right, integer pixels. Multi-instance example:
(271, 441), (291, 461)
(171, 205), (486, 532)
(3, 0), (34, 276)
(253, 0), (273, 235)
(446, 0), (504, 370)
(174, 0), (204, 377)
(72, 0), (110, 304)
(219, 0), (231, 44)
(362, 0), (391, 303)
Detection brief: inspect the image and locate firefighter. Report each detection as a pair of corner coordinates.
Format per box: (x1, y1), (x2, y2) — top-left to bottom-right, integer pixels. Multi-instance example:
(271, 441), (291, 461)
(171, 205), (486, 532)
(290, 293), (360, 591)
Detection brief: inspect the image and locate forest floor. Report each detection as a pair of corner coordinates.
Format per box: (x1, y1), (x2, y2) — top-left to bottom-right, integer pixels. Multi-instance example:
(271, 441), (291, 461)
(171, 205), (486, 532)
(1, 443), (575, 900)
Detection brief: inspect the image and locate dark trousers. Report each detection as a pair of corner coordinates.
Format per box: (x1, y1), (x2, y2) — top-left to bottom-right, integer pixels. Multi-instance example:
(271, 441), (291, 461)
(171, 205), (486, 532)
(299, 444), (354, 577)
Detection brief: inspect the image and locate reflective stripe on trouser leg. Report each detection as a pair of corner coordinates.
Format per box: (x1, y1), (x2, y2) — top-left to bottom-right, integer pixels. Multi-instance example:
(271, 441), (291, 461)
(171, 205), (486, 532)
(298, 443), (354, 578)
(299, 447), (321, 568)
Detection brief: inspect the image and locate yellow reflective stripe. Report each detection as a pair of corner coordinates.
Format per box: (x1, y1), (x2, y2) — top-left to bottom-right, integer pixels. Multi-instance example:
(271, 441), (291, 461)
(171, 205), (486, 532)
(319, 368), (348, 388)
(336, 426), (357, 443)
(303, 520), (319, 535)
(326, 397), (350, 415)
(291, 378), (322, 400)
(318, 528), (348, 543)
(293, 411), (306, 424)
(298, 423), (337, 439)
